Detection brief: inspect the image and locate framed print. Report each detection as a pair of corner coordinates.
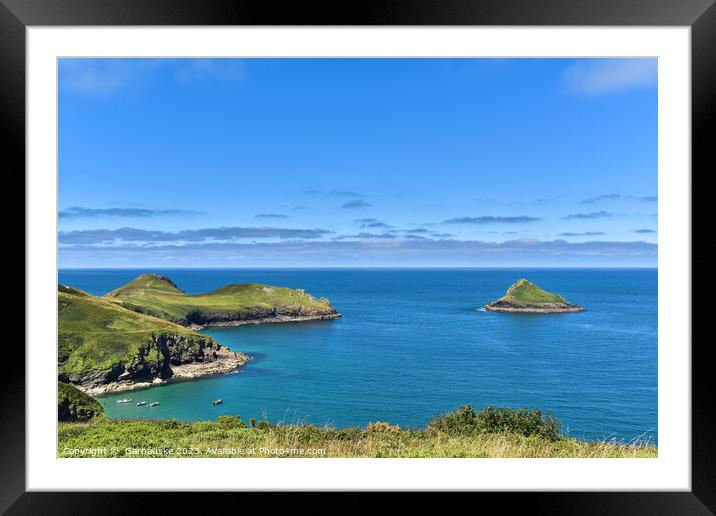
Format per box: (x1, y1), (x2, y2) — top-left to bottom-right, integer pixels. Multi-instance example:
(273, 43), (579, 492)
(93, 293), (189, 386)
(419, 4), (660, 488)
(7, 0), (712, 511)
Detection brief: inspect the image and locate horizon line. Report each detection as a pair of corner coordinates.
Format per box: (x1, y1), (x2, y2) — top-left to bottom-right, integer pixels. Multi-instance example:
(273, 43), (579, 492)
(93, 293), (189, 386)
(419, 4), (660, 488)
(58, 266), (658, 271)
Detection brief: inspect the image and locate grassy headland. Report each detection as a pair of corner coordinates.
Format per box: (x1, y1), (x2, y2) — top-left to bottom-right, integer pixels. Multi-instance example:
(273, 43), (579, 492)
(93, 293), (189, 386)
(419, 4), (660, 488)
(105, 273), (340, 327)
(58, 274), (340, 394)
(58, 285), (248, 394)
(58, 405), (656, 458)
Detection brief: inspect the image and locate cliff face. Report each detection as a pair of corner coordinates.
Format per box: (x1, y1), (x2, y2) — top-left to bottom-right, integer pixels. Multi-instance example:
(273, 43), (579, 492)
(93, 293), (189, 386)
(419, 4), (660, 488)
(59, 331), (249, 395)
(183, 305), (341, 328)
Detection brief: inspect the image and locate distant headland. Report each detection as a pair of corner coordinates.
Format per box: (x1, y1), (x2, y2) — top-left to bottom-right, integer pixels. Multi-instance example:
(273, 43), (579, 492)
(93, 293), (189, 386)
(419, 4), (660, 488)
(105, 273), (341, 329)
(484, 279), (585, 314)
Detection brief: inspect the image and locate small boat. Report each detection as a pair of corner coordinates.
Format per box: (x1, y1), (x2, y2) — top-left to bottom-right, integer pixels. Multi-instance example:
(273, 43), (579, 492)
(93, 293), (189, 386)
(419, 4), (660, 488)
(149, 402), (160, 407)
(136, 401), (147, 406)
(212, 399), (223, 405)
(116, 398), (132, 404)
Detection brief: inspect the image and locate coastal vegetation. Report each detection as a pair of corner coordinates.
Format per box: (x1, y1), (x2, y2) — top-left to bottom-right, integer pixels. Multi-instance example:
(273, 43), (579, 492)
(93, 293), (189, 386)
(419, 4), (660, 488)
(484, 279), (585, 313)
(58, 405), (656, 458)
(58, 382), (104, 422)
(58, 285), (248, 394)
(105, 273), (340, 327)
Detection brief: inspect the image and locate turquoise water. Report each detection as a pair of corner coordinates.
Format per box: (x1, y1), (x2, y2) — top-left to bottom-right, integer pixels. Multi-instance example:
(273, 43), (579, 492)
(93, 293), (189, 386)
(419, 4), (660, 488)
(59, 268), (658, 443)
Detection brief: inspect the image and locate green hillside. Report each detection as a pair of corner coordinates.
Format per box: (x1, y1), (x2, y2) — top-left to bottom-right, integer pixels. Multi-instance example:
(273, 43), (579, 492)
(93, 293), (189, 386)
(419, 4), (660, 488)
(58, 382), (104, 422)
(105, 273), (339, 326)
(500, 279), (567, 304)
(58, 285), (230, 389)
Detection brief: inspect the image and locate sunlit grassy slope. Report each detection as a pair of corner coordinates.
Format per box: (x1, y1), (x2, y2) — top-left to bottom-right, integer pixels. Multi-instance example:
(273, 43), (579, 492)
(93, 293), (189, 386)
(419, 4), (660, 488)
(500, 279), (568, 304)
(58, 285), (215, 379)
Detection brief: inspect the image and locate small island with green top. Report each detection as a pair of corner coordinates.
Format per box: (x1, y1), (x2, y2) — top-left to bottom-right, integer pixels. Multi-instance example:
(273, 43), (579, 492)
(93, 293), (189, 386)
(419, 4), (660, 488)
(484, 279), (585, 314)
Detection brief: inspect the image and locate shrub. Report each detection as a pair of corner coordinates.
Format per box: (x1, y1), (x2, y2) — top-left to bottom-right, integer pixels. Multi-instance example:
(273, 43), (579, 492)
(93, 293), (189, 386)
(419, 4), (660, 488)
(367, 421), (401, 433)
(428, 405), (561, 441)
(215, 415), (247, 429)
(428, 405), (481, 434)
(249, 418), (256, 428)
(160, 419), (182, 430)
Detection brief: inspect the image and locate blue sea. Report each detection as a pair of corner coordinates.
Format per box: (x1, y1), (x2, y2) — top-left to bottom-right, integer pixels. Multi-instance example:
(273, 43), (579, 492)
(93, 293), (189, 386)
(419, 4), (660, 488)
(58, 268), (658, 443)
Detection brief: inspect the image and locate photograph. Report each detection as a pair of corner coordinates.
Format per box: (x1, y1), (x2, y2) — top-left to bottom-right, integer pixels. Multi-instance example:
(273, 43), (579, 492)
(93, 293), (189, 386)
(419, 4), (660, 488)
(56, 56), (660, 459)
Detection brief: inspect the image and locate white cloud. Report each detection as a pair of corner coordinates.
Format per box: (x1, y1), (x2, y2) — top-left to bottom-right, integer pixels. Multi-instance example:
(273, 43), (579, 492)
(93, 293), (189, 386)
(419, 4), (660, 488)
(59, 236), (657, 267)
(59, 58), (246, 95)
(59, 59), (154, 94)
(563, 59), (657, 96)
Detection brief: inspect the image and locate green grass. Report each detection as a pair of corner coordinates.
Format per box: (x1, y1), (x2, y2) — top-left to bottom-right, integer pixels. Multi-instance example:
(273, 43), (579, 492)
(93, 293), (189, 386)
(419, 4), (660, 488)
(104, 273), (338, 325)
(58, 382), (104, 421)
(57, 405), (657, 458)
(500, 279), (568, 304)
(58, 286), (217, 379)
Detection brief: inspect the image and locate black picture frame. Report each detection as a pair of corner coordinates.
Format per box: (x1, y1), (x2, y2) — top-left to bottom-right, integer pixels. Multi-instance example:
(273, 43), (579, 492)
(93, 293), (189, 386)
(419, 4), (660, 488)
(5, 0), (710, 512)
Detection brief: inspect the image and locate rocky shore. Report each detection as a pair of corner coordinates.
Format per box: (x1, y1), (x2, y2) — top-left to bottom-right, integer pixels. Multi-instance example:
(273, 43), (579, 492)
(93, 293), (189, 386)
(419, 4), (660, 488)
(484, 301), (584, 314)
(188, 312), (342, 330)
(74, 348), (250, 396)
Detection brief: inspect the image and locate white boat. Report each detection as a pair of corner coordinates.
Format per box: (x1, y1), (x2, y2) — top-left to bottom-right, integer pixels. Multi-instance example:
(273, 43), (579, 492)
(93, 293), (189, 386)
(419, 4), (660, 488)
(136, 401), (147, 406)
(149, 402), (160, 407)
(116, 398), (132, 404)
(212, 399), (223, 405)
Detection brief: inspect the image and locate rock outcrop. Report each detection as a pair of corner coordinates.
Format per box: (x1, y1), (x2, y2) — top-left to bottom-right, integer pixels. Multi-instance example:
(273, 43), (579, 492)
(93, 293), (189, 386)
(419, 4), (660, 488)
(183, 308), (341, 329)
(60, 332), (249, 396)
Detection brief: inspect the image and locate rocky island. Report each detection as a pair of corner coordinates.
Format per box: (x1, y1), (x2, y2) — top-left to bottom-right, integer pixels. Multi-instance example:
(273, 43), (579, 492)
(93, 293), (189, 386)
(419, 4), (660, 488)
(58, 275), (340, 394)
(484, 279), (585, 314)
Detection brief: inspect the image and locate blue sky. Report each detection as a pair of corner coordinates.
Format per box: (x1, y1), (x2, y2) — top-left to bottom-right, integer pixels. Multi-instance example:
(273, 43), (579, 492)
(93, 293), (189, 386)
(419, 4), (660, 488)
(58, 58), (657, 268)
